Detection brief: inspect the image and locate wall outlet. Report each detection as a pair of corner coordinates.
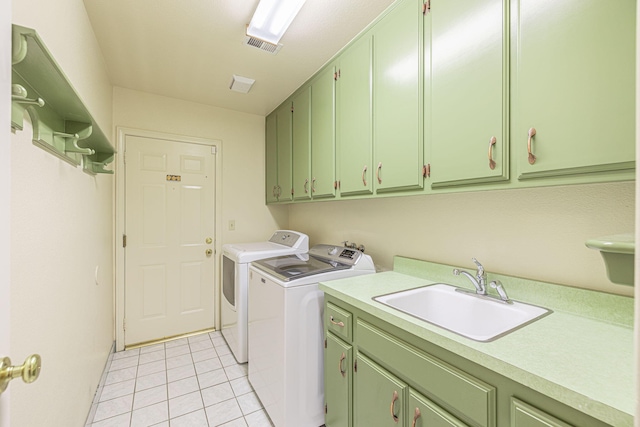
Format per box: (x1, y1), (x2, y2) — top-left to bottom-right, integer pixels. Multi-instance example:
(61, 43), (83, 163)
(229, 220), (236, 231)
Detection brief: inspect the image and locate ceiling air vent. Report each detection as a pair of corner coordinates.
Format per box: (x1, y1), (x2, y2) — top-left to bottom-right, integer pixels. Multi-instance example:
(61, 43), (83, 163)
(244, 36), (283, 54)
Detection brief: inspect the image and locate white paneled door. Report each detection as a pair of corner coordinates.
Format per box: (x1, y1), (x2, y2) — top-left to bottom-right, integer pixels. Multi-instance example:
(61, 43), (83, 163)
(125, 135), (216, 346)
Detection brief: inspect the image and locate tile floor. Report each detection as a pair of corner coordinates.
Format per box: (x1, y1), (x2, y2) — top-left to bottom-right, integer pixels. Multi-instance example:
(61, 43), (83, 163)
(85, 331), (274, 427)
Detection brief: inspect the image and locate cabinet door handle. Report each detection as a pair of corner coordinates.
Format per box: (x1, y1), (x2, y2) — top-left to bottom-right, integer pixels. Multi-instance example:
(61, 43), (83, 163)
(329, 316), (345, 327)
(272, 186), (277, 197)
(411, 407), (421, 427)
(488, 136), (497, 170)
(362, 165), (368, 186)
(377, 162), (383, 184)
(527, 127), (537, 165)
(312, 178), (317, 193)
(339, 352), (347, 377)
(303, 178), (309, 194)
(390, 390), (399, 423)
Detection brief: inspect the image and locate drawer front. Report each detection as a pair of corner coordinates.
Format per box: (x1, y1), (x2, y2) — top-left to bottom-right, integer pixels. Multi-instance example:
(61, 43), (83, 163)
(326, 302), (353, 342)
(409, 389), (470, 427)
(357, 320), (496, 427)
(510, 398), (573, 427)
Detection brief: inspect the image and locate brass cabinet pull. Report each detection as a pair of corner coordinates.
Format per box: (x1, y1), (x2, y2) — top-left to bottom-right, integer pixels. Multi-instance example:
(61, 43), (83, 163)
(390, 390), (399, 423)
(411, 407), (421, 427)
(303, 178), (309, 194)
(329, 316), (345, 327)
(488, 136), (497, 170)
(312, 178), (317, 193)
(0, 354), (41, 394)
(527, 127), (537, 165)
(339, 352), (347, 377)
(377, 162), (383, 184)
(361, 165), (368, 186)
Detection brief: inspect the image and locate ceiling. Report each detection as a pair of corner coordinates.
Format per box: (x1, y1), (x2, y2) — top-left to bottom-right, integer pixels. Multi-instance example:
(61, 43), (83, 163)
(83, 0), (396, 117)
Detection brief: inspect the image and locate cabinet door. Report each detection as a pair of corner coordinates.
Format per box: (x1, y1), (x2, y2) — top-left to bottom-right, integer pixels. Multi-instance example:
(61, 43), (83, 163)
(325, 333), (352, 427)
(292, 87), (312, 201)
(430, 0), (508, 188)
(409, 389), (470, 427)
(265, 112), (279, 203)
(311, 65), (337, 199)
(515, 0), (635, 180)
(511, 398), (573, 427)
(336, 33), (373, 196)
(373, 0), (424, 193)
(354, 353), (407, 427)
(276, 103), (293, 202)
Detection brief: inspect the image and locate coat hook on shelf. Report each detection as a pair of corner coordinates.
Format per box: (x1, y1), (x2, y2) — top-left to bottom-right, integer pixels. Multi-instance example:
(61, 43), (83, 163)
(83, 158), (114, 175)
(54, 131), (95, 156)
(11, 84), (44, 107)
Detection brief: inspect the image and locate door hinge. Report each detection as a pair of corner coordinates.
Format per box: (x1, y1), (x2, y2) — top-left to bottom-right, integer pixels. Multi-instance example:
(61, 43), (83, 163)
(123, 234), (127, 248)
(422, 164), (431, 178)
(423, 0), (430, 14)
(211, 146), (217, 154)
(324, 338), (327, 349)
(291, 188), (294, 195)
(334, 71), (338, 81)
(291, 104), (294, 113)
(354, 359), (358, 372)
(123, 318), (126, 331)
(325, 404), (328, 414)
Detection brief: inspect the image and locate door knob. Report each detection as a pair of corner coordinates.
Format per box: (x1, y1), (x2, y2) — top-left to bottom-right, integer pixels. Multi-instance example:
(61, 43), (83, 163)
(0, 354), (42, 394)
(205, 249), (213, 257)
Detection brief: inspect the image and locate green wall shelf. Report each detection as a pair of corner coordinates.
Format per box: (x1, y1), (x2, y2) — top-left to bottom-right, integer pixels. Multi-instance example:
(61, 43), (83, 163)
(586, 233), (635, 286)
(10, 24), (115, 173)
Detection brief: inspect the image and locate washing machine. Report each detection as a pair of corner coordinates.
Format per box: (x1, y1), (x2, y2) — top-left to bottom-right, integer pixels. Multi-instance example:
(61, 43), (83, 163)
(248, 244), (376, 427)
(221, 230), (308, 363)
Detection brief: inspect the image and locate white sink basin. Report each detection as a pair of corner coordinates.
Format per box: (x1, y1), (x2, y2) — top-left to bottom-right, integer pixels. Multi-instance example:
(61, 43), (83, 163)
(374, 284), (551, 342)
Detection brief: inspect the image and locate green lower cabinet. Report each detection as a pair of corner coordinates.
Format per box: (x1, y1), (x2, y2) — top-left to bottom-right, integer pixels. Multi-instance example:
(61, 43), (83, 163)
(510, 399), (572, 427)
(325, 333), (352, 427)
(514, 0), (635, 181)
(354, 352), (407, 427)
(409, 389), (469, 427)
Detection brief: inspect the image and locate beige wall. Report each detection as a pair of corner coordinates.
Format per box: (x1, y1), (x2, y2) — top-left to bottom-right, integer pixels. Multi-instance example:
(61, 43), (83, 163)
(112, 87), (289, 246)
(10, 0), (114, 426)
(290, 182), (635, 297)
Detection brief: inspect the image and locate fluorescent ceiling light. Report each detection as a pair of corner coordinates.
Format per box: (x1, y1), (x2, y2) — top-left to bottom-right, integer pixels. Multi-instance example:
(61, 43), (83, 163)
(247, 0), (307, 45)
(229, 75), (256, 94)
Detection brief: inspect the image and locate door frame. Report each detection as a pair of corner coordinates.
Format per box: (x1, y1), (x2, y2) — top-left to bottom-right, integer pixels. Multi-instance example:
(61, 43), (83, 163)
(115, 127), (223, 351)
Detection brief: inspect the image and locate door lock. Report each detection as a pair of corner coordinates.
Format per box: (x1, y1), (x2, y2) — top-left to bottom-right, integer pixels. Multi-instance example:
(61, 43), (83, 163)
(205, 249), (213, 257)
(0, 354), (42, 394)
(206, 237), (212, 244)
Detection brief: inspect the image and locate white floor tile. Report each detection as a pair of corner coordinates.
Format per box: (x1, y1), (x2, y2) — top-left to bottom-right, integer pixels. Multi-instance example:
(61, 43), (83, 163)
(139, 350), (165, 365)
(166, 353), (194, 370)
(165, 338), (189, 349)
(105, 367), (137, 386)
(133, 384), (167, 410)
(214, 345), (232, 357)
(236, 392), (262, 415)
(100, 379), (136, 402)
(112, 349), (140, 361)
(140, 343), (165, 354)
(166, 344), (191, 358)
(136, 371), (167, 392)
(150, 422), (169, 427)
(188, 334), (211, 344)
(229, 377), (252, 397)
(138, 360), (166, 377)
(190, 340), (214, 352)
(219, 417), (248, 427)
(192, 348), (218, 363)
(169, 390), (204, 419)
(244, 409), (273, 427)
(211, 336), (227, 348)
(168, 376), (200, 399)
(197, 368), (229, 389)
(195, 357), (223, 374)
(130, 401), (168, 427)
(223, 364), (247, 381)
(168, 364), (196, 382)
(110, 356), (139, 371)
(205, 398), (243, 427)
(219, 354), (237, 368)
(90, 412), (131, 427)
(93, 395), (134, 422)
(201, 382), (234, 407)
(170, 409), (209, 427)
(209, 331), (222, 338)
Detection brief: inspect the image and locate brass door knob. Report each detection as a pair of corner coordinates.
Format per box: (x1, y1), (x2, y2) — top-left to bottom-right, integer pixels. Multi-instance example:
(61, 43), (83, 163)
(0, 354), (42, 394)
(205, 249), (213, 257)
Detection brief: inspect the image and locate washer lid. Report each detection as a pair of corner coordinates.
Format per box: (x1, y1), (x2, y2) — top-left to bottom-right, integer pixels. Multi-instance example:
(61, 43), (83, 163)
(252, 253), (351, 282)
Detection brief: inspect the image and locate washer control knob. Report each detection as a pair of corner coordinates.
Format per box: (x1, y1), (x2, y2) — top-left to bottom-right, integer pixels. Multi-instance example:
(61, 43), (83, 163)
(329, 247), (338, 255)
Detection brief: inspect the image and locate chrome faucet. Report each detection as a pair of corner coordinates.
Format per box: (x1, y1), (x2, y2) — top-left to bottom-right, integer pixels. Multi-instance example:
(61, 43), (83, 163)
(490, 280), (510, 303)
(453, 258), (487, 295)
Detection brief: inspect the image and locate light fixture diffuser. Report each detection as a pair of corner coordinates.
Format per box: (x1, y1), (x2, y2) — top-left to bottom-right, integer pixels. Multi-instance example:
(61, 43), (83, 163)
(246, 0), (307, 45)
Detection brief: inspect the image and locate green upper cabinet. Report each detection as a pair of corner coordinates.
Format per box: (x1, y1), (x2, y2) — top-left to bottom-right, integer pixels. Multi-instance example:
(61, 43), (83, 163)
(336, 32), (374, 197)
(514, 0), (635, 181)
(372, 0), (424, 193)
(311, 65), (337, 199)
(292, 86), (312, 201)
(265, 103), (293, 203)
(265, 113), (279, 203)
(430, 0), (509, 188)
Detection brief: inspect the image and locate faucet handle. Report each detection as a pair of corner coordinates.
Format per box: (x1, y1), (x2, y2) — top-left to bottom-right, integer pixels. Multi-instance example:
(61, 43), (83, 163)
(471, 258), (484, 274)
(490, 280), (511, 303)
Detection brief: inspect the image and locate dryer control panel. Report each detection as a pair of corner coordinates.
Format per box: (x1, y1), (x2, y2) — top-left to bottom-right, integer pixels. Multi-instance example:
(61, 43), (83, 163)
(268, 230), (308, 248)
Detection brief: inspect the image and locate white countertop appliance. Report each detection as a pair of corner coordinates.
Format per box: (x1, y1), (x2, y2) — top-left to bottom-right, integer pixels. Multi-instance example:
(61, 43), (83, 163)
(221, 230), (308, 363)
(248, 244), (375, 427)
